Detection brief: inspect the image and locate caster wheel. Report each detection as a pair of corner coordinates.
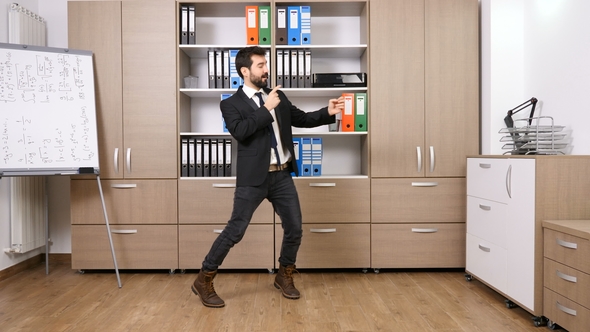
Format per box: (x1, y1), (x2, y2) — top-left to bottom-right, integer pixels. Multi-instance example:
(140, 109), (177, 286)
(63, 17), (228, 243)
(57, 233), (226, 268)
(361, 269), (368, 274)
(374, 269), (380, 274)
(78, 270), (85, 274)
(180, 269), (186, 274)
(169, 269), (176, 275)
(267, 269), (275, 274)
(532, 316), (548, 327)
(464, 274), (473, 281)
(547, 320), (558, 330)
(505, 300), (517, 309)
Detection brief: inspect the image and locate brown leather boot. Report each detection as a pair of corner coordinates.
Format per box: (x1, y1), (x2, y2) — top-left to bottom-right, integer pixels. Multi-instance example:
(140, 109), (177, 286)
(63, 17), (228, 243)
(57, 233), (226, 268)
(192, 269), (225, 308)
(274, 264), (300, 299)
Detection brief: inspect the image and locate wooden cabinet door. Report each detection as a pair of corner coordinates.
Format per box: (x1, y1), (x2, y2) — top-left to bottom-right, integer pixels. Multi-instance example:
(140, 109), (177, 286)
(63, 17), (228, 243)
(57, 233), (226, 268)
(370, 0), (425, 178)
(424, 0), (479, 177)
(68, 1), (123, 179)
(121, 1), (177, 179)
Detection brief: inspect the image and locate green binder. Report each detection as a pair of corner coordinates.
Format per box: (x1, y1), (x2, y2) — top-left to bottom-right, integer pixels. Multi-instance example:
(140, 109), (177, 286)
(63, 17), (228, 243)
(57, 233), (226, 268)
(355, 93), (368, 131)
(259, 6), (271, 45)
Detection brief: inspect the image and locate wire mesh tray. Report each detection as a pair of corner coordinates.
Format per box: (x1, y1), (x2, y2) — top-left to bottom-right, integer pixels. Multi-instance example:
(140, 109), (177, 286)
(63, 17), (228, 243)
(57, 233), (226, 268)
(499, 116), (568, 155)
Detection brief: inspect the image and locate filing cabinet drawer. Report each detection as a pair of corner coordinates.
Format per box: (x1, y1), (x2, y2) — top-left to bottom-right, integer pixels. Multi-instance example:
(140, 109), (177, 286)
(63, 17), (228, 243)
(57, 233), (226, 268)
(544, 229), (590, 274)
(544, 288), (590, 332)
(371, 178), (465, 224)
(72, 224), (178, 270)
(178, 224), (274, 270)
(71, 179), (177, 225)
(276, 223), (370, 268)
(466, 233), (507, 293)
(544, 258), (590, 309)
(372, 223), (466, 268)
(466, 196), (508, 248)
(295, 178), (370, 224)
(178, 179), (273, 224)
(467, 158), (511, 202)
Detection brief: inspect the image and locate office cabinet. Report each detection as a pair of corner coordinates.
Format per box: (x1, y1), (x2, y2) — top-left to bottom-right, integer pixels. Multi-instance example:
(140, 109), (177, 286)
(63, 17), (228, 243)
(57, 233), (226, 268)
(466, 156), (590, 320)
(369, 0), (478, 269)
(68, 1), (178, 270)
(543, 220), (590, 331)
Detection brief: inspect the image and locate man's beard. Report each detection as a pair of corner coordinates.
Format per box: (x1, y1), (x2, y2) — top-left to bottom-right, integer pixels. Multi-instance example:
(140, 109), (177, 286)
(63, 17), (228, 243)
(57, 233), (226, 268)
(251, 74), (268, 88)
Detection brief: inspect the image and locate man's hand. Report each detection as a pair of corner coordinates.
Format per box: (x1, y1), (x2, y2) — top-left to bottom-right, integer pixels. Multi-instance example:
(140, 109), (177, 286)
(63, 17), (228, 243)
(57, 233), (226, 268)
(328, 96), (345, 116)
(264, 85), (282, 110)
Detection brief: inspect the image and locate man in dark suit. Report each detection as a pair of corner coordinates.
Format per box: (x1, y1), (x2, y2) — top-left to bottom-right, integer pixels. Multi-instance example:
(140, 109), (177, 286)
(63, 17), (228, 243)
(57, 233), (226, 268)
(192, 46), (344, 308)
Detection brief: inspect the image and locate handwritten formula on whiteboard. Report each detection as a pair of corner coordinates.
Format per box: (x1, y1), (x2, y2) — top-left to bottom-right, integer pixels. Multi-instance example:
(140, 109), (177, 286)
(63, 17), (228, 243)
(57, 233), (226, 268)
(1, 44), (99, 172)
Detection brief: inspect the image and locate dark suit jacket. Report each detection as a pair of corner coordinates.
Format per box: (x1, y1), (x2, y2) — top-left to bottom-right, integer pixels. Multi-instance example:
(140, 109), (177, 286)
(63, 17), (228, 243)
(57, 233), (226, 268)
(220, 86), (335, 187)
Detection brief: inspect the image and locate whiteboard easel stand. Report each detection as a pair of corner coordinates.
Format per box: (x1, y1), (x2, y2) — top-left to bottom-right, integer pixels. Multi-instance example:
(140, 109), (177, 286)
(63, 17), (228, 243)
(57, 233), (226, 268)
(96, 175), (122, 288)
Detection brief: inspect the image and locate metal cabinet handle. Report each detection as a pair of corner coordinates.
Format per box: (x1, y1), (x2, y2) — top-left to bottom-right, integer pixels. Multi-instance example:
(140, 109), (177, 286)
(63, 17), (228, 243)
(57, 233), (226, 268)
(309, 183), (336, 187)
(111, 229), (138, 234)
(479, 204), (491, 211)
(429, 146), (435, 173)
(411, 182), (438, 187)
(114, 148), (119, 174)
(479, 163), (491, 169)
(478, 244), (491, 252)
(110, 184), (137, 189)
(417, 146), (422, 172)
(556, 302), (577, 316)
(556, 238), (578, 249)
(126, 148), (132, 174)
(310, 228), (336, 233)
(412, 228), (438, 233)
(212, 183), (236, 188)
(506, 165), (512, 198)
(556, 270), (577, 283)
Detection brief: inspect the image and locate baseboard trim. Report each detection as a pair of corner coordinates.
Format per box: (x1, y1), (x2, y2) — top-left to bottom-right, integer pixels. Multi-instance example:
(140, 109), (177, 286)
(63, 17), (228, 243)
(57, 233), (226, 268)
(0, 253), (72, 282)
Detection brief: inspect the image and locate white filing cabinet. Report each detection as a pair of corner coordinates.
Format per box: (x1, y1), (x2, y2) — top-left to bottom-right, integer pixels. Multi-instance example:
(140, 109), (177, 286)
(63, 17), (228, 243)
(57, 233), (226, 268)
(465, 155), (590, 325)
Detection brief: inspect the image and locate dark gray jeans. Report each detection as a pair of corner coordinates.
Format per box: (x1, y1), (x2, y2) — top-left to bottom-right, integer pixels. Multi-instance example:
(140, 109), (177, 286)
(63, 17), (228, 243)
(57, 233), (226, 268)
(201, 169), (303, 271)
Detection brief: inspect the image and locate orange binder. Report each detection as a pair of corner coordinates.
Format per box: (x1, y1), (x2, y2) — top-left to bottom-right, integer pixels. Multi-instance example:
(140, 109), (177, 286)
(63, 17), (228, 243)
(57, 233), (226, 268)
(341, 93), (355, 132)
(246, 6), (259, 45)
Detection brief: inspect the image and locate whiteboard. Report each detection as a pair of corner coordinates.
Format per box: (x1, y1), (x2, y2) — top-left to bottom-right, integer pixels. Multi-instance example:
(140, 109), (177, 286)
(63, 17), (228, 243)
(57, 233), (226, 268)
(1, 43), (99, 176)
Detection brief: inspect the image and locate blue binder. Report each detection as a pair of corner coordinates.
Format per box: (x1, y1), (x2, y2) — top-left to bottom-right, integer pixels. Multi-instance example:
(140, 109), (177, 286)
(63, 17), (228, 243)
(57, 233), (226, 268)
(311, 137), (322, 176)
(287, 6), (300, 45)
(291, 137), (302, 176)
(301, 137), (312, 176)
(229, 50), (240, 88)
(300, 6), (311, 44)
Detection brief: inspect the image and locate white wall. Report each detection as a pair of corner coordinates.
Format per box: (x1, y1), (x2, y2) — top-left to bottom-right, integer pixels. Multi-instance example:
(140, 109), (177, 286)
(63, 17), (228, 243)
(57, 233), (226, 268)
(3, 0), (590, 271)
(481, 0), (590, 154)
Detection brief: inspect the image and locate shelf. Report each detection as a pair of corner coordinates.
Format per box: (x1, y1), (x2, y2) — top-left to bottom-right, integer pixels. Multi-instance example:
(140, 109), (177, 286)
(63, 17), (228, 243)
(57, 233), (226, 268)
(188, 1), (367, 18)
(179, 175), (369, 180)
(180, 87), (367, 98)
(181, 131), (367, 136)
(180, 44), (367, 58)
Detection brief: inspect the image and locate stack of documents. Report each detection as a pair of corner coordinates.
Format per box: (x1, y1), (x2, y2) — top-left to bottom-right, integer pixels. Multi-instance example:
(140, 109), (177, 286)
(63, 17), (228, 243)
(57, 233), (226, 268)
(293, 137), (322, 176)
(245, 5), (272, 45)
(181, 137), (233, 177)
(276, 49), (312, 88)
(340, 92), (368, 132)
(179, 5), (196, 45)
(275, 5), (311, 45)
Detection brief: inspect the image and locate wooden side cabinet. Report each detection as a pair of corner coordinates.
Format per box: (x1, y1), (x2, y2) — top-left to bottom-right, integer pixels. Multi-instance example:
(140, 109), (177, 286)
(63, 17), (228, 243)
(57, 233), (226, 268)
(543, 220), (590, 331)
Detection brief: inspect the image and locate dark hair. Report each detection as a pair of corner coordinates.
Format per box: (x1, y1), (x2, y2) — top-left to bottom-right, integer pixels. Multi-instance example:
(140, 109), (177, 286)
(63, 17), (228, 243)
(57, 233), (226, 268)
(235, 46), (267, 79)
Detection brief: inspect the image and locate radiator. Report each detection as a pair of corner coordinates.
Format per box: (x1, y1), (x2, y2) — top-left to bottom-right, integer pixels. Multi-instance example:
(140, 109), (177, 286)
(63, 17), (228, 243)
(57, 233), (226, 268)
(7, 177), (47, 253)
(5, 4), (48, 254)
(8, 3), (47, 46)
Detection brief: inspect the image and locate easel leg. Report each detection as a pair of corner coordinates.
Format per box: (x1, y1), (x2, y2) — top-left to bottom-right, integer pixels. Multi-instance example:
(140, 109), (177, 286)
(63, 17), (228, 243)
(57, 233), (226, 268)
(45, 176), (49, 275)
(96, 175), (122, 288)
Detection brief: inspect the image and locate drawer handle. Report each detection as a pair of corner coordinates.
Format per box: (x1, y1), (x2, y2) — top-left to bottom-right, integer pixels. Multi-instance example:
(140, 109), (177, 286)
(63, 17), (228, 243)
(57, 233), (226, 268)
(110, 184), (137, 189)
(309, 183), (336, 187)
(111, 229), (138, 234)
(479, 163), (491, 169)
(556, 270), (577, 283)
(411, 228), (438, 233)
(213, 229), (223, 234)
(212, 183), (236, 188)
(556, 302), (577, 316)
(411, 182), (438, 187)
(556, 238), (578, 249)
(478, 244), (491, 252)
(310, 228), (336, 233)
(478, 204), (491, 211)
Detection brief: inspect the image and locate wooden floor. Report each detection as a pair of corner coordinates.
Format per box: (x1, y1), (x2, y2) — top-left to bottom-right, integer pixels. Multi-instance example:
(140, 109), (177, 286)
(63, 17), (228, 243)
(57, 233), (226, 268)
(0, 263), (564, 332)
